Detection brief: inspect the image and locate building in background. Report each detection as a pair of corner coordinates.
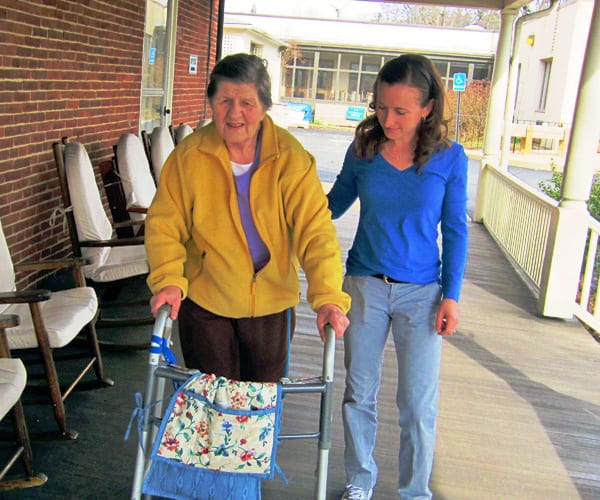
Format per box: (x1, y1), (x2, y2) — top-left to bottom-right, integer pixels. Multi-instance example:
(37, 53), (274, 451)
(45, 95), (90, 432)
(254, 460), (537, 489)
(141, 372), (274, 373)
(224, 0), (591, 134)
(224, 12), (498, 126)
(513, 0), (593, 128)
(221, 18), (287, 103)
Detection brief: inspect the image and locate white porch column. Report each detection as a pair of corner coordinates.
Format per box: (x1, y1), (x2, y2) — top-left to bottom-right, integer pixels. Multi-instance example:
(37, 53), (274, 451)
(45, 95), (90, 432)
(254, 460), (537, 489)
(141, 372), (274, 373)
(560, 0), (600, 206)
(538, 0), (600, 318)
(473, 7), (519, 222)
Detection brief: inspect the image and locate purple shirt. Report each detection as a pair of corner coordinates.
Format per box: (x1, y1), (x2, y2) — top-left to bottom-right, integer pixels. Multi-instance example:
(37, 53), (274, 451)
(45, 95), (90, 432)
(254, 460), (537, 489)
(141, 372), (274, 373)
(232, 130), (270, 272)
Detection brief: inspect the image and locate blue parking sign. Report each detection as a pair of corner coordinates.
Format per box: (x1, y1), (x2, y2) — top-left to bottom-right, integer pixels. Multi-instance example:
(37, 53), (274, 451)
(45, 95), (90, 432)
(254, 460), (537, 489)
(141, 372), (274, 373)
(453, 73), (466, 92)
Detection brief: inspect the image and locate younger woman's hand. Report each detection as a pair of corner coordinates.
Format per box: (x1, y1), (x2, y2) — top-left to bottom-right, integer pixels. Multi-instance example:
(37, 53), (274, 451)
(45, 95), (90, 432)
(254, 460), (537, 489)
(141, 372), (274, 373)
(436, 298), (459, 336)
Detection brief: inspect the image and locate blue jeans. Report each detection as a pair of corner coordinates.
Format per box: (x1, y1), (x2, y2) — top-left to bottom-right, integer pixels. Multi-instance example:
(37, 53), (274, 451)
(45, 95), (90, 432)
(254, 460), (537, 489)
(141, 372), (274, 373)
(342, 275), (443, 499)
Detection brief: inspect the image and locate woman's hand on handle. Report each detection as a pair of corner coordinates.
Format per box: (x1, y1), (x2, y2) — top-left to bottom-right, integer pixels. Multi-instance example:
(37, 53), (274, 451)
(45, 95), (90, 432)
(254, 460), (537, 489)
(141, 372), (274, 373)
(150, 285), (183, 320)
(317, 304), (349, 342)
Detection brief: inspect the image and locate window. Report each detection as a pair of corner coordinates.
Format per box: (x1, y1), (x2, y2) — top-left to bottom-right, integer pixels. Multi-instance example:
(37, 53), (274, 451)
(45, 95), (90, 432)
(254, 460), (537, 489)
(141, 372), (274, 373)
(538, 58), (552, 111)
(141, 0), (175, 131)
(432, 60), (450, 88)
(473, 63), (491, 81)
(449, 62), (469, 76)
(361, 55), (381, 73)
(250, 42), (263, 57)
(222, 35), (234, 56)
(293, 68), (313, 98)
(317, 70), (333, 99)
(283, 67), (294, 99)
(316, 53), (336, 100)
(296, 53), (315, 67)
(280, 46), (493, 106)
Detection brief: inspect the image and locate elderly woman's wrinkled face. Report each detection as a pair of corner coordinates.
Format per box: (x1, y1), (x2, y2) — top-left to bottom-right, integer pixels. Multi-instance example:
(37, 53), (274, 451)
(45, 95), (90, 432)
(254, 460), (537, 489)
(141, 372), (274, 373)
(210, 80), (267, 152)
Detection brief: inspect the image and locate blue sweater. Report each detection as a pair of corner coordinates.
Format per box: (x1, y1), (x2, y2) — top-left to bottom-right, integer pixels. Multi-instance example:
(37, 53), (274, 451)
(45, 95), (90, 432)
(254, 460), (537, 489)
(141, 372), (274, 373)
(327, 141), (468, 301)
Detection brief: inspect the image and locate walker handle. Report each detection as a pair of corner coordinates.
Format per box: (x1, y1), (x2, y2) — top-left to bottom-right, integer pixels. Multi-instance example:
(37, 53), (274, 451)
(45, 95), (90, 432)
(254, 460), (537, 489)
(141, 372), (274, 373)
(322, 324), (336, 383)
(152, 304), (172, 341)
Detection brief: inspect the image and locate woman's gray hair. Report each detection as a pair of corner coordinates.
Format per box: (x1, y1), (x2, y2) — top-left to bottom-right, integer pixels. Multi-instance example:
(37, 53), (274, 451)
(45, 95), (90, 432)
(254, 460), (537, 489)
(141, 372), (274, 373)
(206, 53), (272, 110)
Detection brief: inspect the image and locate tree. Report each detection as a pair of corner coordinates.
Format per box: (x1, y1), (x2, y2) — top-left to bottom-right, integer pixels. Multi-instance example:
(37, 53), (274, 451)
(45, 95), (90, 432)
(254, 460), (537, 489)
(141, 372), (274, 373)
(445, 80), (491, 148)
(373, 4), (500, 30)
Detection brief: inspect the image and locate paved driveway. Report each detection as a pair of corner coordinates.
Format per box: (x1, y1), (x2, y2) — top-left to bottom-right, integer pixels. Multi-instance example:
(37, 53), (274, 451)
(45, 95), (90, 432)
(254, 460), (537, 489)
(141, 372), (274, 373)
(289, 127), (554, 218)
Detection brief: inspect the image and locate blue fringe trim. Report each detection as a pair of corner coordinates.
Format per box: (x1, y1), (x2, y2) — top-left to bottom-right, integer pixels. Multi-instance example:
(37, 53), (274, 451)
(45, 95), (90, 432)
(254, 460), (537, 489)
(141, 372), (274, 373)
(143, 459), (262, 500)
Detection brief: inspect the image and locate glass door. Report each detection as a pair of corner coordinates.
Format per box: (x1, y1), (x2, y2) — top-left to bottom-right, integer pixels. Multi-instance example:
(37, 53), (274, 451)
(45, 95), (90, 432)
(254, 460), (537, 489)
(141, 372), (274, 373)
(140, 0), (177, 132)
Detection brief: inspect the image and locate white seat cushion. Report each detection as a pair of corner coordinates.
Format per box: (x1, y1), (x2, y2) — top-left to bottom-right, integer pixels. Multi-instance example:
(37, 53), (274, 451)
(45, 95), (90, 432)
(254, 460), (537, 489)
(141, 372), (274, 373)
(0, 358), (27, 421)
(89, 245), (149, 283)
(4, 287), (98, 350)
(64, 142), (112, 277)
(0, 221), (15, 317)
(150, 127), (175, 184)
(64, 142), (113, 242)
(175, 123), (193, 145)
(116, 133), (156, 221)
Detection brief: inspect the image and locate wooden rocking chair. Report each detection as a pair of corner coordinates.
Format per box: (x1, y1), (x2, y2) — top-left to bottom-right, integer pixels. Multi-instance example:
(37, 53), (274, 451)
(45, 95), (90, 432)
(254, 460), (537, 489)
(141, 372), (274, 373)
(0, 314), (47, 490)
(52, 138), (153, 345)
(0, 219), (113, 439)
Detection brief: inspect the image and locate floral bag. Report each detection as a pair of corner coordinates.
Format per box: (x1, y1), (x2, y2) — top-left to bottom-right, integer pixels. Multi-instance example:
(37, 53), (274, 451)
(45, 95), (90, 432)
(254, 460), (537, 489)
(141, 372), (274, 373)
(142, 371), (283, 500)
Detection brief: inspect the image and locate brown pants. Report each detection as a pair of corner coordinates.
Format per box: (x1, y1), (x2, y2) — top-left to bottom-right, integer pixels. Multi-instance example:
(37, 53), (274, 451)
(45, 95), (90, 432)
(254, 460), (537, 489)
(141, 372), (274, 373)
(178, 298), (295, 382)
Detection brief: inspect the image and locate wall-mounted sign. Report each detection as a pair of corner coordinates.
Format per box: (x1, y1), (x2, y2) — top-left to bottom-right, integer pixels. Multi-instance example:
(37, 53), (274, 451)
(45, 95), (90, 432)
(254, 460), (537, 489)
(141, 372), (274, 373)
(189, 54), (198, 75)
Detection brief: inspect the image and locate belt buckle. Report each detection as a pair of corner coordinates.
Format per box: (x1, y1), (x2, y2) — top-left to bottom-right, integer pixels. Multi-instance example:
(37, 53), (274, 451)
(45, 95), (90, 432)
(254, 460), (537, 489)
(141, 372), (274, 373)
(382, 274), (393, 284)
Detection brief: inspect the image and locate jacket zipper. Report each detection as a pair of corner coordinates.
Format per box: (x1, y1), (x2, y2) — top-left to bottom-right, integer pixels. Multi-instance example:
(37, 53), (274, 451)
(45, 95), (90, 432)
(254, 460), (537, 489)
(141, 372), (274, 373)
(250, 273), (257, 317)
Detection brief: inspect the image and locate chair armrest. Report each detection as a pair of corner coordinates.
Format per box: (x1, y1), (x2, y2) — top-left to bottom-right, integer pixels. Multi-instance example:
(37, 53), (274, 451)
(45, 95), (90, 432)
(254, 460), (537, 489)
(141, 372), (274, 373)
(14, 257), (91, 273)
(127, 205), (148, 214)
(79, 236), (145, 248)
(0, 314), (20, 330)
(0, 290), (52, 305)
(113, 220), (144, 230)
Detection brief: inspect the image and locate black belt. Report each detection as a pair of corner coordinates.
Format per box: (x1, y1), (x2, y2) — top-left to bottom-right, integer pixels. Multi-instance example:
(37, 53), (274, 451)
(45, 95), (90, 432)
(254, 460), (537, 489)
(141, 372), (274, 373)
(372, 274), (408, 284)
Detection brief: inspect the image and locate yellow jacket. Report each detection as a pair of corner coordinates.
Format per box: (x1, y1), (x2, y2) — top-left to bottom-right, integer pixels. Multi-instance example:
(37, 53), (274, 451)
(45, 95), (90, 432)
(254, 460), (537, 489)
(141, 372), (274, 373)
(145, 115), (350, 318)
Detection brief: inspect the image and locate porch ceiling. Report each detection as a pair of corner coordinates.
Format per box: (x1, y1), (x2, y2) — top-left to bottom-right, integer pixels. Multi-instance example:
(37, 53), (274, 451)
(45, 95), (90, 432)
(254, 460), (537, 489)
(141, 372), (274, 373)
(360, 0), (531, 11)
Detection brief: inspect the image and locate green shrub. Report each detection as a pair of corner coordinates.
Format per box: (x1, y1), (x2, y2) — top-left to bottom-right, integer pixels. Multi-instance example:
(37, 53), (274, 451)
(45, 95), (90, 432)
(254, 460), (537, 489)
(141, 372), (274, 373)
(539, 163), (600, 337)
(538, 165), (600, 221)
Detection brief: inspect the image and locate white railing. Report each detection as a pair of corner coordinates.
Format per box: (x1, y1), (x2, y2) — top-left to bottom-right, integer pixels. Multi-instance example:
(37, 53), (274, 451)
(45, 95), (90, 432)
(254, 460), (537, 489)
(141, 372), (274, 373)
(480, 163), (556, 292)
(573, 219), (600, 333)
(478, 162), (600, 333)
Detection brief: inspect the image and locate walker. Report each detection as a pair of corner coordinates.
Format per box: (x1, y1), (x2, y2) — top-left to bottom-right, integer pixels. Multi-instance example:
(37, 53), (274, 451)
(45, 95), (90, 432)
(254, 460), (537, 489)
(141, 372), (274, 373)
(129, 305), (336, 500)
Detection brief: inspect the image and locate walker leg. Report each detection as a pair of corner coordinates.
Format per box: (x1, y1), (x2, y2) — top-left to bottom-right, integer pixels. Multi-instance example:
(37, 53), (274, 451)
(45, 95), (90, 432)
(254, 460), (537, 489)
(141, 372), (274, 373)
(131, 307), (172, 500)
(314, 325), (335, 500)
(314, 449), (330, 500)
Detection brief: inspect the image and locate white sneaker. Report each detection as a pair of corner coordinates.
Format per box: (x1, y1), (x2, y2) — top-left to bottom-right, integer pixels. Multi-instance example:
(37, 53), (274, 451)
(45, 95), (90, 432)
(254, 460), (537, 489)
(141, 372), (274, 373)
(340, 484), (373, 500)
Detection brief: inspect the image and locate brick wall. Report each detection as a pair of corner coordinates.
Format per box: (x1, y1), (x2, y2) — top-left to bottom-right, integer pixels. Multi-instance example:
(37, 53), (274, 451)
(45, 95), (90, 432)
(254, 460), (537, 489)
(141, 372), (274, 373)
(0, 0), (218, 288)
(171, 0), (216, 128)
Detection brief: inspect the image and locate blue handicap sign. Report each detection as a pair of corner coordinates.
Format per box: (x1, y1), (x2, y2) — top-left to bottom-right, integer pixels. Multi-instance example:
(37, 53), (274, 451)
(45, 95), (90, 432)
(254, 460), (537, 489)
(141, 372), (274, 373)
(453, 73), (466, 92)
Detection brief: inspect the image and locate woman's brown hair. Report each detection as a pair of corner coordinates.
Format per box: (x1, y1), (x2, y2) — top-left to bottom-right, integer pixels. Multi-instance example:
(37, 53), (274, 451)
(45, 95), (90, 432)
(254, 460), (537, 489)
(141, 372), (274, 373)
(354, 54), (450, 171)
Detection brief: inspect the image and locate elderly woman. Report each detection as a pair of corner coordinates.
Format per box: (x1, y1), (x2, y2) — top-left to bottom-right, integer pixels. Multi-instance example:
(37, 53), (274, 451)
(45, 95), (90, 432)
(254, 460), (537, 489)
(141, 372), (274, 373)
(145, 53), (350, 383)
